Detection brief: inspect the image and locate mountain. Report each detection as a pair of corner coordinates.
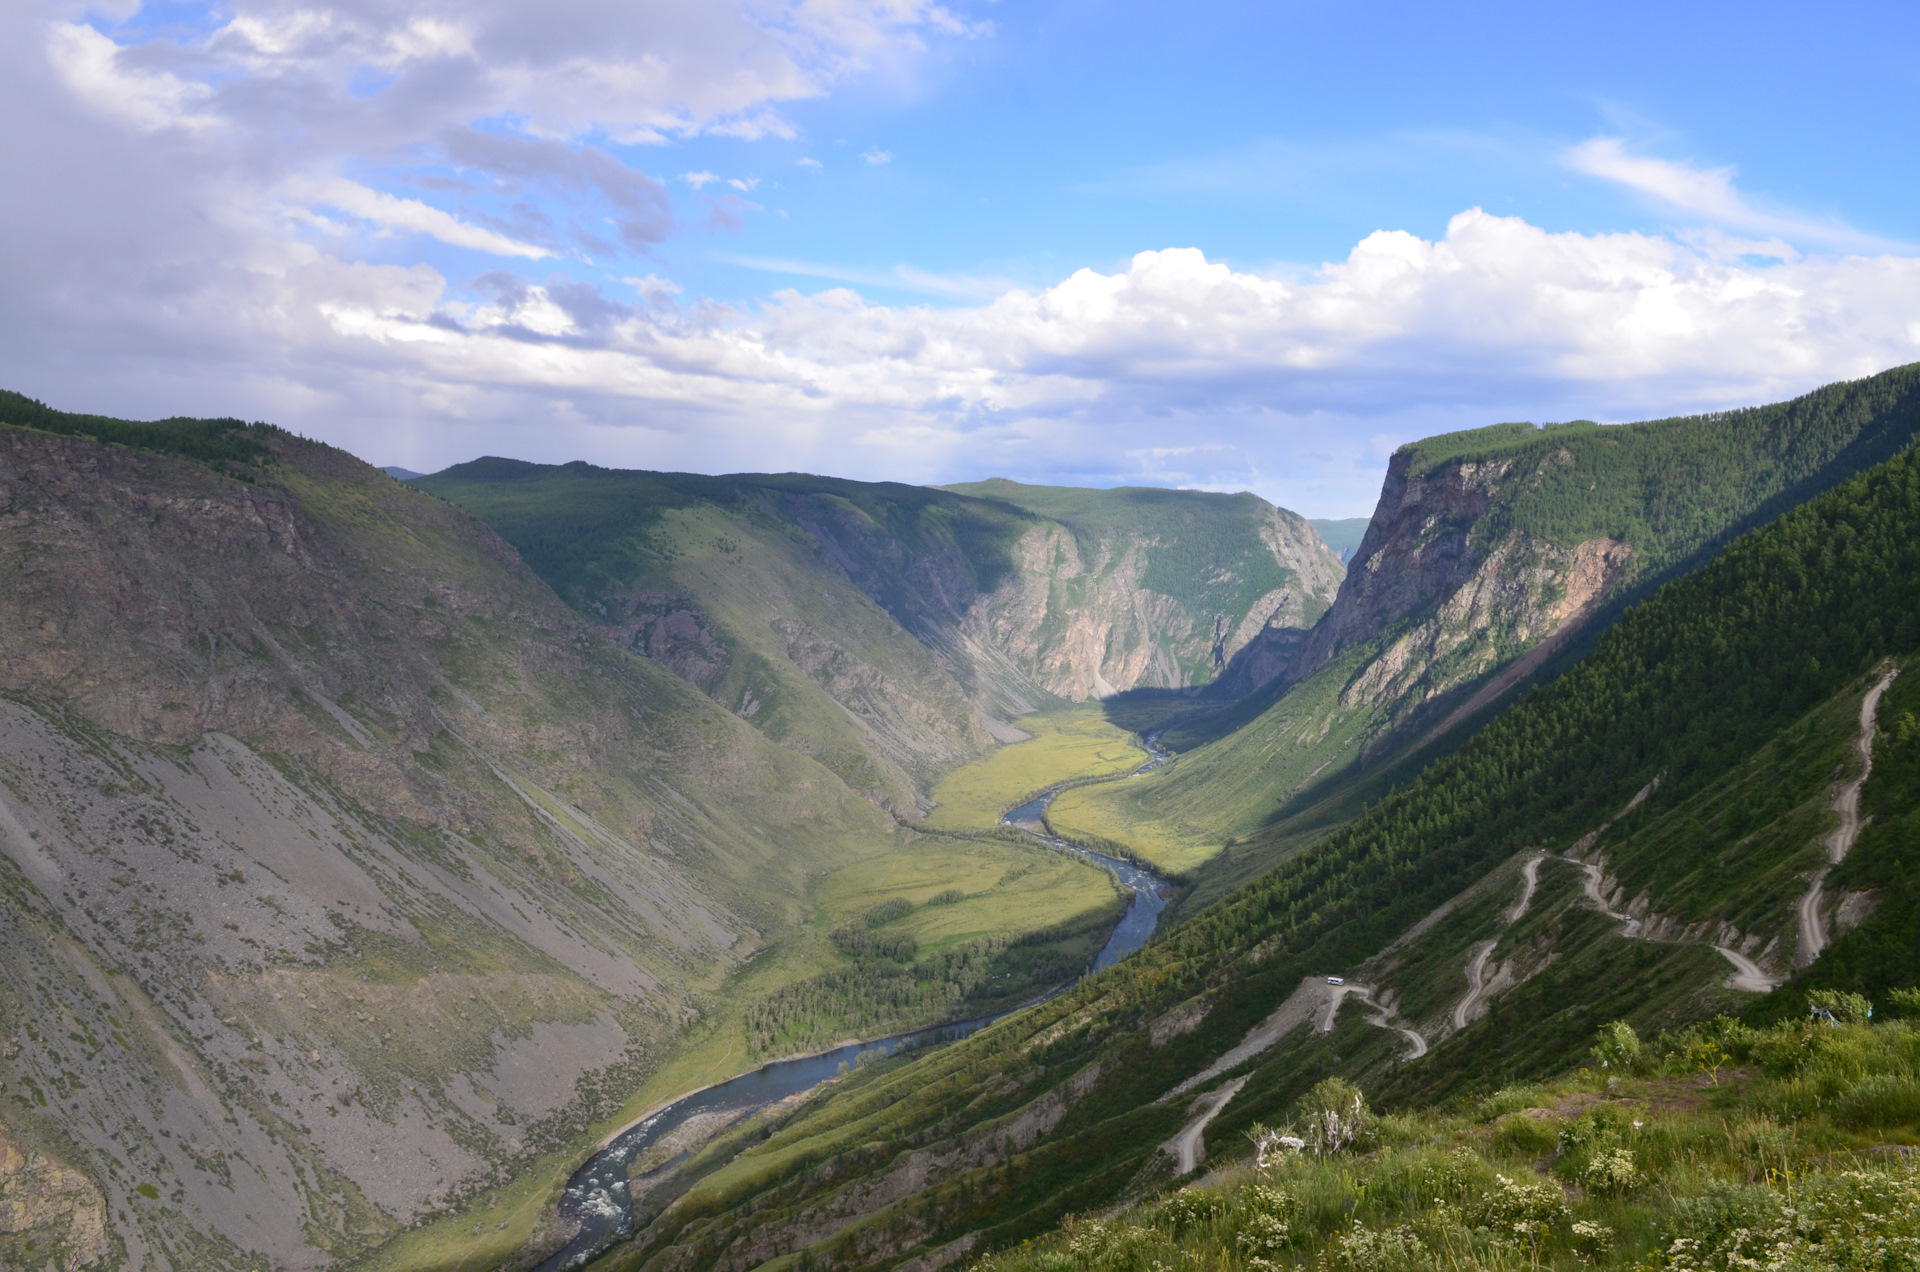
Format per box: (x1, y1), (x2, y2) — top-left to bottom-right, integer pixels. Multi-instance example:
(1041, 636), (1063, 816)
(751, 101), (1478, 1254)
(1050, 364), (1920, 886)
(412, 465), (1343, 815)
(1306, 517), (1369, 564)
(600, 439), (1920, 1272)
(0, 405), (1127, 1272)
(381, 466), (427, 481)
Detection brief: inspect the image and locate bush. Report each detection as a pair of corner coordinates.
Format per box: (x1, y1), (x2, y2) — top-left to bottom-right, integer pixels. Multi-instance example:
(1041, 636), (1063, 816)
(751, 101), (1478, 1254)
(1475, 1173), (1570, 1233)
(1591, 1019), (1644, 1073)
(1297, 1078), (1369, 1155)
(1808, 988), (1875, 1024)
(928, 888), (967, 906)
(1581, 1146), (1640, 1195)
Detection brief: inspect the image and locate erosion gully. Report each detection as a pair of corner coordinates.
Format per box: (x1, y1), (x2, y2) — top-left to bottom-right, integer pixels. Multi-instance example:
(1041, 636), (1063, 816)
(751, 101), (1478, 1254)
(532, 733), (1176, 1271)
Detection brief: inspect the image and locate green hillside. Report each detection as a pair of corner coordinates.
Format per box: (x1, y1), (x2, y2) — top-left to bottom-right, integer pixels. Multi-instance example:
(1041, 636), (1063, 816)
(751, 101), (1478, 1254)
(1307, 517), (1369, 563)
(1053, 364), (1920, 878)
(416, 465), (1345, 816)
(599, 444), (1920, 1272)
(416, 460), (1029, 812)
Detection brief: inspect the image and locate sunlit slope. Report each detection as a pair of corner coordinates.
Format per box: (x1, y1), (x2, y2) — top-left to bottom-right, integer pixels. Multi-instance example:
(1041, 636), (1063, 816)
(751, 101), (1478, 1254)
(922, 701), (1148, 832)
(944, 479), (1344, 690)
(603, 446), (1920, 1272)
(1054, 364), (1920, 879)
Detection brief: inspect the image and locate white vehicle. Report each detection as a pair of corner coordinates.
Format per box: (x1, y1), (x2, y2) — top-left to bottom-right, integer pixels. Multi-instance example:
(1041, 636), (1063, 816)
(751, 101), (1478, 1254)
(1327, 976), (1345, 986)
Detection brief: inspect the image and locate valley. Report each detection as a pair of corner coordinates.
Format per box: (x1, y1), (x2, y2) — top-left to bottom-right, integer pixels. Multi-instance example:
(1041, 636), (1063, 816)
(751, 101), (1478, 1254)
(2, 364), (1919, 1272)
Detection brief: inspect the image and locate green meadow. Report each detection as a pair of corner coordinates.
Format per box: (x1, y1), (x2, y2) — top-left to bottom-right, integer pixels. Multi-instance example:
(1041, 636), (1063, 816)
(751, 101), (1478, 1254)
(923, 702), (1150, 832)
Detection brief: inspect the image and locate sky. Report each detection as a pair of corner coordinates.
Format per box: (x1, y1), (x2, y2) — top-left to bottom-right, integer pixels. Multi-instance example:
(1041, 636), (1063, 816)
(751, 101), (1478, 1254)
(4, 1), (1920, 516)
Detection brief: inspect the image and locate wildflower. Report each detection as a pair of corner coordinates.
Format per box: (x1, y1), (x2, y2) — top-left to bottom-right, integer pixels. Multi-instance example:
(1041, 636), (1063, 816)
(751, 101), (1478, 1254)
(1324, 1223), (1429, 1272)
(1582, 1147), (1640, 1195)
(1570, 1219), (1614, 1255)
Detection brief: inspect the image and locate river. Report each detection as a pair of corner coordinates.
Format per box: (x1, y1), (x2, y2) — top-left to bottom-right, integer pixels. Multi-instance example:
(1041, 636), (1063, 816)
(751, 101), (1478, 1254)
(530, 732), (1173, 1271)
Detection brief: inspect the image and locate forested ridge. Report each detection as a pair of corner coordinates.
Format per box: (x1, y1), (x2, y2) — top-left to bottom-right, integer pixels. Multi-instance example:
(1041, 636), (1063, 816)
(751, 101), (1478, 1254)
(0, 388), (278, 469)
(1401, 363), (1920, 579)
(615, 446), (1920, 1271)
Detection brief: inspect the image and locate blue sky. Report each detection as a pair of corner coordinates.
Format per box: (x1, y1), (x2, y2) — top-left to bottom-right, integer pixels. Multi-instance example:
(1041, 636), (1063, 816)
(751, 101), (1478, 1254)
(4, 0), (1919, 515)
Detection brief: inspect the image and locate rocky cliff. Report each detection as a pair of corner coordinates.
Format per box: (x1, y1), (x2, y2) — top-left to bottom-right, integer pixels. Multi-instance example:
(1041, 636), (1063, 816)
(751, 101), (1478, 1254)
(945, 481), (1344, 704)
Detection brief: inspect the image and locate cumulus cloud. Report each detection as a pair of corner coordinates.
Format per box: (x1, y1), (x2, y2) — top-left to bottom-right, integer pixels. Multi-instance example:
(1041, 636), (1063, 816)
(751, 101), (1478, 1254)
(208, 207), (1915, 508)
(860, 147), (893, 165)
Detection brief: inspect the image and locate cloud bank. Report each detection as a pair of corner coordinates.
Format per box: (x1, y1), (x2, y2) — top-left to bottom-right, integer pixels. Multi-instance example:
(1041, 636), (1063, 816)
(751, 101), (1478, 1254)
(4, 0), (1919, 515)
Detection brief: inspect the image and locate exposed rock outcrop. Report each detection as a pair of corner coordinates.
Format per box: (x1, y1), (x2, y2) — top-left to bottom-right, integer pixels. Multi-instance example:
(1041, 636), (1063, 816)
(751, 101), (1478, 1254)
(0, 1125), (109, 1272)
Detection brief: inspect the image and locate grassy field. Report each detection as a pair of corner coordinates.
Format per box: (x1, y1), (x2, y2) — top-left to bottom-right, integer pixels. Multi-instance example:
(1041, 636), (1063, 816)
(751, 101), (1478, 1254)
(923, 702), (1150, 832)
(1047, 649), (1382, 877)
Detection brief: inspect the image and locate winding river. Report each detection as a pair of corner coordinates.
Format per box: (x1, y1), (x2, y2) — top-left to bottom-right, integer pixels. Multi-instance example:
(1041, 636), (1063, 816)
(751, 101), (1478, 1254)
(531, 732), (1174, 1271)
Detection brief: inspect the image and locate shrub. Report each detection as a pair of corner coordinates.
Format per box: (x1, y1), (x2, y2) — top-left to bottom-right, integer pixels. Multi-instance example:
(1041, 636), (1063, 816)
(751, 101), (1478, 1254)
(1808, 988), (1874, 1024)
(1592, 1019), (1643, 1073)
(928, 888), (967, 906)
(1149, 1187), (1222, 1236)
(1297, 1078), (1369, 1155)
(1569, 1219), (1614, 1257)
(1887, 987), (1920, 1018)
(1662, 1164), (1920, 1271)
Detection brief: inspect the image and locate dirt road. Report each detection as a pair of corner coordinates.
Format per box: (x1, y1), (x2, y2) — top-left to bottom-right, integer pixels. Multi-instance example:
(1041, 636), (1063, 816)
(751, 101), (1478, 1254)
(1795, 669), (1898, 968)
(1166, 1076), (1249, 1175)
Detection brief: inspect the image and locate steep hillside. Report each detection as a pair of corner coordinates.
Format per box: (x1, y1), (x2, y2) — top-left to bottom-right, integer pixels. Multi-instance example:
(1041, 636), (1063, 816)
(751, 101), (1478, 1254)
(942, 481), (1343, 696)
(413, 466), (1342, 814)
(596, 444), (1920, 1272)
(1053, 364), (1920, 875)
(0, 410), (1120, 1272)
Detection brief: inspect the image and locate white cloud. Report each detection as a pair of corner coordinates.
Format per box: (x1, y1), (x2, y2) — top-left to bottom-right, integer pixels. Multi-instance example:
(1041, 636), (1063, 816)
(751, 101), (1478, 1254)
(296, 179), (554, 258)
(796, 157), (823, 169)
(727, 176), (761, 192)
(683, 171), (720, 189)
(1565, 137), (1902, 253)
(46, 21), (216, 131)
(860, 147), (893, 165)
(201, 207), (1913, 510)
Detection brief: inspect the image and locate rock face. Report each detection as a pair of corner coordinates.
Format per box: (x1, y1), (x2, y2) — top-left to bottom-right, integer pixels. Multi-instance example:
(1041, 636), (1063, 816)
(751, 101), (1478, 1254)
(0, 1124), (109, 1272)
(936, 481), (1344, 703)
(0, 426), (897, 1270)
(1295, 449), (1635, 749)
(1222, 449), (1633, 712)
